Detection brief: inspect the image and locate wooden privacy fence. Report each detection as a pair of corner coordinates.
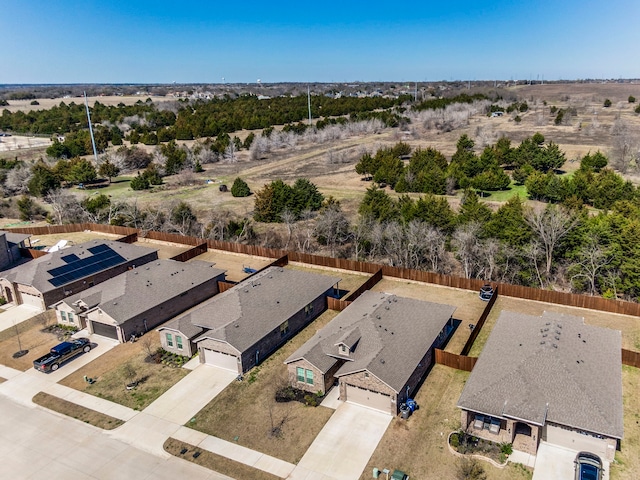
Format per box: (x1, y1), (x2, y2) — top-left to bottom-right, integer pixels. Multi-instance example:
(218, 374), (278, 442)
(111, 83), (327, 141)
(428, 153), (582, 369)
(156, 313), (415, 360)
(116, 232), (138, 244)
(460, 286), (499, 356)
(344, 268), (383, 302)
(435, 349), (478, 372)
(9, 222), (640, 318)
(327, 297), (352, 311)
(18, 248), (48, 259)
(170, 243), (208, 263)
(622, 349), (640, 368)
(217, 281), (236, 293)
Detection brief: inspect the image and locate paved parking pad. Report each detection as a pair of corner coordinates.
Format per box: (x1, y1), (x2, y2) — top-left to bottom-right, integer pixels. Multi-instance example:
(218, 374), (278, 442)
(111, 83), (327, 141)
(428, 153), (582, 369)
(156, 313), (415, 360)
(532, 442), (611, 480)
(290, 402), (392, 480)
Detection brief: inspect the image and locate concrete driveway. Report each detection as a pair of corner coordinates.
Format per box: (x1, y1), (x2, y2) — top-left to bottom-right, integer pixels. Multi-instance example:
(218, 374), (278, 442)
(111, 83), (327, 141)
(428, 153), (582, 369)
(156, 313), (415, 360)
(0, 304), (40, 333)
(533, 442), (610, 480)
(0, 394), (231, 480)
(290, 402), (392, 480)
(109, 365), (237, 457)
(0, 333), (118, 406)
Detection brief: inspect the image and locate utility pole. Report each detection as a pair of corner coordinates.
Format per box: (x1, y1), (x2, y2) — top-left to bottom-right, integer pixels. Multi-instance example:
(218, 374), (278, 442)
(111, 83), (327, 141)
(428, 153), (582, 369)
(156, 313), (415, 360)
(307, 85), (312, 126)
(84, 92), (99, 164)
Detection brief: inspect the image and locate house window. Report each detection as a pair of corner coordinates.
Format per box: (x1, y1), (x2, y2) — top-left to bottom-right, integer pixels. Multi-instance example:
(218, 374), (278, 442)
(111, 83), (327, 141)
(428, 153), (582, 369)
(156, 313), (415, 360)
(304, 303), (314, 317)
(340, 345), (346, 353)
(364, 372), (369, 378)
(306, 369), (314, 385)
(280, 320), (290, 337)
(60, 311), (67, 322)
(68, 312), (74, 323)
(166, 333), (173, 347)
(176, 336), (183, 350)
(297, 367), (305, 383)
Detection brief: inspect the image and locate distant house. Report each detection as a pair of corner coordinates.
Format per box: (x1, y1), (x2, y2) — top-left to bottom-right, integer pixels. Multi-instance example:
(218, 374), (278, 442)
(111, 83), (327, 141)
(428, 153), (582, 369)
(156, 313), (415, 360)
(285, 291), (456, 415)
(160, 266), (341, 373)
(51, 259), (225, 343)
(490, 111), (504, 117)
(457, 311), (623, 461)
(0, 230), (31, 273)
(0, 240), (158, 311)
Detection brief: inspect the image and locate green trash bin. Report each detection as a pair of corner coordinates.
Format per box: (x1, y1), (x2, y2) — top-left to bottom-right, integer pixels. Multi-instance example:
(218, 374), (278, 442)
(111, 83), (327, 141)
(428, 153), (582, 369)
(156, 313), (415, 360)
(391, 470), (407, 480)
(373, 467), (380, 478)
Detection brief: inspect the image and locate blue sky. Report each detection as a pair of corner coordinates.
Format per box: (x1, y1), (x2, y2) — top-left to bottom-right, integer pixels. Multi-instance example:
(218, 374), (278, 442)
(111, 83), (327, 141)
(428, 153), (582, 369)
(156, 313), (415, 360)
(1, 0), (638, 84)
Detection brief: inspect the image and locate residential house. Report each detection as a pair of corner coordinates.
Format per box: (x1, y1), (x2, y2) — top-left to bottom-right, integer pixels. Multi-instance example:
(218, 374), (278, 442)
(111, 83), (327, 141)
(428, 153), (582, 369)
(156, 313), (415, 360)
(285, 291), (457, 415)
(51, 259), (225, 343)
(0, 230), (31, 275)
(0, 240), (158, 311)
(162, 266), (341, 374)
(457, 311), (623, 461)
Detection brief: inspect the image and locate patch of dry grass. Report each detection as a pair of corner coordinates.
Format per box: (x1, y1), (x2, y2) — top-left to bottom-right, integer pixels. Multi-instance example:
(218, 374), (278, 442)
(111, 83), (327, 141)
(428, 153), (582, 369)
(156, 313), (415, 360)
(32, 392), (124, 430)
(611, 366), (640, 480)
(164, 438), (280, 480)
(0, 312), (62, 370)
(190, 309), (339, 464)
(30, 230), (121, 248)
(133, 238), (191, 259)
(190, 250), (274, 282)
(286, 262), (371, 296)
(60, 335), (188, 410)
(359, 364), (533, 480)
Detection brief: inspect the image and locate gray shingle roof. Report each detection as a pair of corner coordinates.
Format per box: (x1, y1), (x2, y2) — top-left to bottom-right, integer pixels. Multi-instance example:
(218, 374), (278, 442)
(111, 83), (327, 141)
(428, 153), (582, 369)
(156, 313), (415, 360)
(0, 230), (31, 247)
(60, 259), (225, 325)
(285, 290), (456, 393)
(457, 311), (623, 439)
(183, 266), (340, 352)
(1, 240), (157, 293)
(158, 314), (205, 339)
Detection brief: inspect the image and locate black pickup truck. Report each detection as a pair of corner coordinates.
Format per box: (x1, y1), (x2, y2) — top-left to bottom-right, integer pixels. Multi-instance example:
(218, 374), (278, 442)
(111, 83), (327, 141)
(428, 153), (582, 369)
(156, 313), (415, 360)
(33, 338), (92, 372)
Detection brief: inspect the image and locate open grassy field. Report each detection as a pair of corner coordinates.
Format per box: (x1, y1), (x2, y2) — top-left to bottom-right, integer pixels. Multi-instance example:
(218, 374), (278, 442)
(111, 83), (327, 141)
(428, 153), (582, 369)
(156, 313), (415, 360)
(60, 334), (188, 410)
(32, 392), (124, 430)
(189, 309), (340, 464)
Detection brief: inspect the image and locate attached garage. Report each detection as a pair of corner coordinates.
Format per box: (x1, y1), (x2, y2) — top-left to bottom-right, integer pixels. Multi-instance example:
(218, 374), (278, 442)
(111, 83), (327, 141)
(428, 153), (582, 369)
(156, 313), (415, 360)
(203, 348), (239, 373)
(345, 384), (392, 414)
(20, 292), (43, 310)
(543, 424), (612, 459)
(90, 321), (119, 340)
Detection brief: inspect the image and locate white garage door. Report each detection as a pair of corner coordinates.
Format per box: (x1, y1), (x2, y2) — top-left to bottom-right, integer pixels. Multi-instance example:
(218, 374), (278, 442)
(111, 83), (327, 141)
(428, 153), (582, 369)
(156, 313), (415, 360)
(345, 384), (392, 414)
(544, 424), (612, 459)
(203, 349), (238, 372)
(20, 292), (43, 310)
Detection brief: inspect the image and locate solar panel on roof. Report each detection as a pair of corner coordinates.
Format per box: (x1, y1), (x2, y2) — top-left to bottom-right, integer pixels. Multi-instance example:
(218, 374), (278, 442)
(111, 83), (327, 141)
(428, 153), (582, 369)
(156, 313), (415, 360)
(47, 245), (127, 288)
(88, 244), (111, 254)
(60, 254), (80, 263)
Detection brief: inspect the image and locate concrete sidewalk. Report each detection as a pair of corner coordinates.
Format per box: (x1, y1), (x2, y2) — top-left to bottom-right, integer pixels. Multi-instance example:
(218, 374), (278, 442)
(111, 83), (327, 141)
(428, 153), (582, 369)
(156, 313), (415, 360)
(173, 426), (296, 478)
(43, 382), (138, 421)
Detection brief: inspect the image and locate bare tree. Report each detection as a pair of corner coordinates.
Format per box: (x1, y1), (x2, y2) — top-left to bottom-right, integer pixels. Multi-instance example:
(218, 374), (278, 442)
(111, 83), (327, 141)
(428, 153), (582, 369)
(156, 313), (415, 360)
(45, 189), (84, 224)
(280, 209), (297, 250)
(350, 216), (374, 261)
(314, 205), (350, 257)
(570, 234), (613, 295)
(4, 165), (32, 196)
(523, 240), (545, 288)
(452, 223), (483, 278)
(526, 205), (579, 278)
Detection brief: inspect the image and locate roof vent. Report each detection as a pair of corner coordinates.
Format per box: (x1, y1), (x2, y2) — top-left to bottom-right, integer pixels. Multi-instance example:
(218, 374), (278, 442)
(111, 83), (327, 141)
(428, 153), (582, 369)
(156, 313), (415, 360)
(554, 335), (560, 341)
(113, 302), (118, 305)
(393, 298), (397, 302)
(380, 359), (385, 364)
(376, 315), (381, 319)
(385, 306), (389, 310)
(552, 344), (558, 348)
(545, 322), (551, 326)
(557, 323), (562, 329)
(540, 341), (545, 345)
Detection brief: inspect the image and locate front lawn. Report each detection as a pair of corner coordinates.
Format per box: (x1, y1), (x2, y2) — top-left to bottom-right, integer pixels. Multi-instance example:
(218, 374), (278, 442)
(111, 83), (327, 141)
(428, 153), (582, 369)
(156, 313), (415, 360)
(60, 335), (188, 410)
(189, 309), (339, 464)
